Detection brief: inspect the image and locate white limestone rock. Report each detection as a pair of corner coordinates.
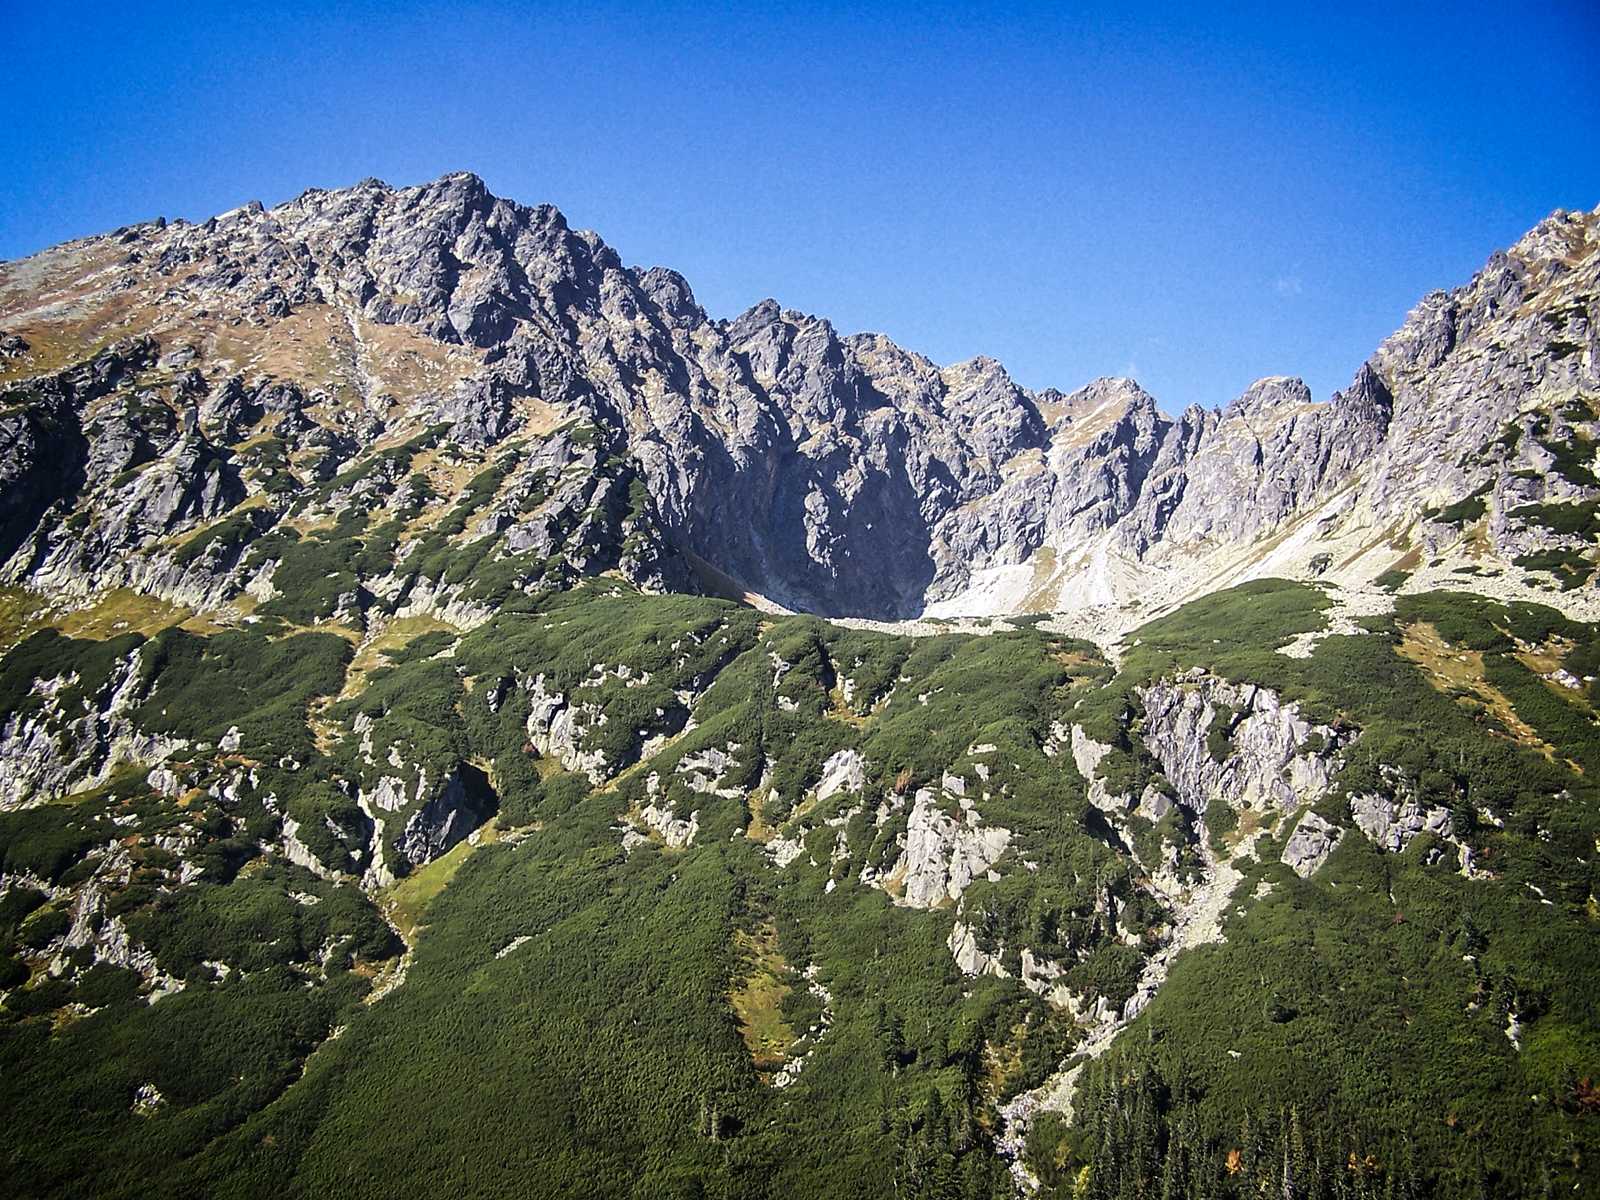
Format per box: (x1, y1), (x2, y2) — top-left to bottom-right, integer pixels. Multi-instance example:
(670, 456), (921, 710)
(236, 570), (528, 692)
(1280, 810), (1344, 878)
(886, 787), (1011, 909)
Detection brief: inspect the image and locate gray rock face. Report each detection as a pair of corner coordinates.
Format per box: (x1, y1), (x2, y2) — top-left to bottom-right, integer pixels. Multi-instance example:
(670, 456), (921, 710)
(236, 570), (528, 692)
(0, 340), (156, 570)
(1350, 790), (1454, 853)
(1068, 724), (1126, 813)
(873, 785), (1012, 909)
(522, 673), (610, 783)
(948, 919), (1007, 978)
(279, 814), (346, 881)
(814, 749), (866, 802)
(1110, 369), (1392, 556)
(1137, 670), (1350, 816)
(637, 800), (699, 849)
(0, 645), (186, 810)
(391, 763), (496, 872)
(1281, 810), (1344, 878)
(1, 176), (1595, 624)
(83, 391), (179, 491)
(112, 433), (245, 538)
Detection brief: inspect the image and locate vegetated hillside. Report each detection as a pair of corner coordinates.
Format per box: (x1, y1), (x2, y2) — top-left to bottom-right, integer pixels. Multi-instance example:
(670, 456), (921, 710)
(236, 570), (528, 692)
(0, 180), (1598, 1199)
(1, 572), (1597, 1199)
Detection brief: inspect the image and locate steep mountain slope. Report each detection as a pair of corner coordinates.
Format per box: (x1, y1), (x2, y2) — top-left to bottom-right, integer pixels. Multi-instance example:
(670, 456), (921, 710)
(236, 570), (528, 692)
(1, 178), (1598, 1200)
(2, 174), (1595, 628)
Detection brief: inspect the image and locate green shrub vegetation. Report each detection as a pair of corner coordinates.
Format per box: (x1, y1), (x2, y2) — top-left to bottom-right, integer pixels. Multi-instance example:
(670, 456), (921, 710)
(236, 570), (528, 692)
(0, 569), (1597, 1198)
(135, 627), (351, 761)
(1423, 483), (1492, 526)
(1509, 499), (1600, 540)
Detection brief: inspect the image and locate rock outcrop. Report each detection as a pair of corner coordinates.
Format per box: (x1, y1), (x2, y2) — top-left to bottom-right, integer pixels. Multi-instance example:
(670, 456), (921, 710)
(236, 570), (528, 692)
(1, 176), (1594, 630)
(1137, 671), (1350, 816)
(391, 763), (497, 872)
(867, 783), (1012, 909)
(1281, 810), (1344, 878)
(1350, 789), (1455, 854)
(523, 674), (610, 784)
(0, 644), (185, 811)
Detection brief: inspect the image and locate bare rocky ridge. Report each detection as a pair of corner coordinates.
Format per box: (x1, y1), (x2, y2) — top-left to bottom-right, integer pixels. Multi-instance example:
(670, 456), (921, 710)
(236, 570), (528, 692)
(1, 174), (1596, 635)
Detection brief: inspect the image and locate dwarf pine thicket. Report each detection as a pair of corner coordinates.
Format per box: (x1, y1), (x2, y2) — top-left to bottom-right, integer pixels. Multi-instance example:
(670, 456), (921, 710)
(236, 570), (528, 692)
(1, 567), (1597, 1198)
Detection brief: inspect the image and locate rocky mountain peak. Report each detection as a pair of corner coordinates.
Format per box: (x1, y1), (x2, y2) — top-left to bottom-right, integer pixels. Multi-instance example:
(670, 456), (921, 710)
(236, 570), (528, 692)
(1039, 378), (1159, 450)
(0, 174), (1595, 630)
(633, 266), (703, 328)
(1224, 375), (1315, 423)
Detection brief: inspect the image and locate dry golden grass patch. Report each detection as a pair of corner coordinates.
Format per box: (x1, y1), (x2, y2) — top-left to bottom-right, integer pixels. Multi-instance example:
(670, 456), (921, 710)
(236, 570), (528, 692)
(0, 245), (155, 382)
(382, 818), (503, 943)
(1514, 634), (1574, 677)
(0, 588), (235, 649)
(208, 305), (352, 383)
(531, 755), (570, 782)
(729, 923), (797, 1078)
(978, 1022), (1031, 1130)
(1052, 647), (1102, 670)
(1020, 546), (1062, 615)
(1513, 634), (1595, 714)
(0, 302), (151, 384)
(274, 619), (363, 645)
(1462, 519), (1495, 560)
(346, 312), (484, 399)
(1216, 804), (1278, 853)
(54, 590), (209, 640)
(742, 792), (780, 845)
(824, 683), (877, 729)
(1334, 519), (1414, 573)
(335, 614), (461, 700)
(1398, 622), (1558, 754)
(1389, 545), (1424, 573)
(0, 587), (54, 651)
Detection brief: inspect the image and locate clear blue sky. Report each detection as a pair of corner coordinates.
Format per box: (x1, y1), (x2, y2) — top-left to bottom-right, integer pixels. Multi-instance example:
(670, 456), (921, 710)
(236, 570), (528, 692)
(3, 2), (1597, 411)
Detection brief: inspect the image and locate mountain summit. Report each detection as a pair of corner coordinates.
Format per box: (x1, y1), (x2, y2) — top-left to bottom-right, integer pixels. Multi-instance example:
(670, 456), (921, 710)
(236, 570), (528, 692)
(3, 175), (1596, 631)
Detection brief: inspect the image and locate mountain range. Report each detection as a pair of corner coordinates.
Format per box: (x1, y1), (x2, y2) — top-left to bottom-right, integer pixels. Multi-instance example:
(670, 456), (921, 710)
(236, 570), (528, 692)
(0, 175), (1597, 1200)
(4, 172), (1596, 631)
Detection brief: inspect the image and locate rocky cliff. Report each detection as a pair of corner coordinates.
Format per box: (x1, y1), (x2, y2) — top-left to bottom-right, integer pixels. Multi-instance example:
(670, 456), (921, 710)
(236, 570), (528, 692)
(2, 174), (1595, 632)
